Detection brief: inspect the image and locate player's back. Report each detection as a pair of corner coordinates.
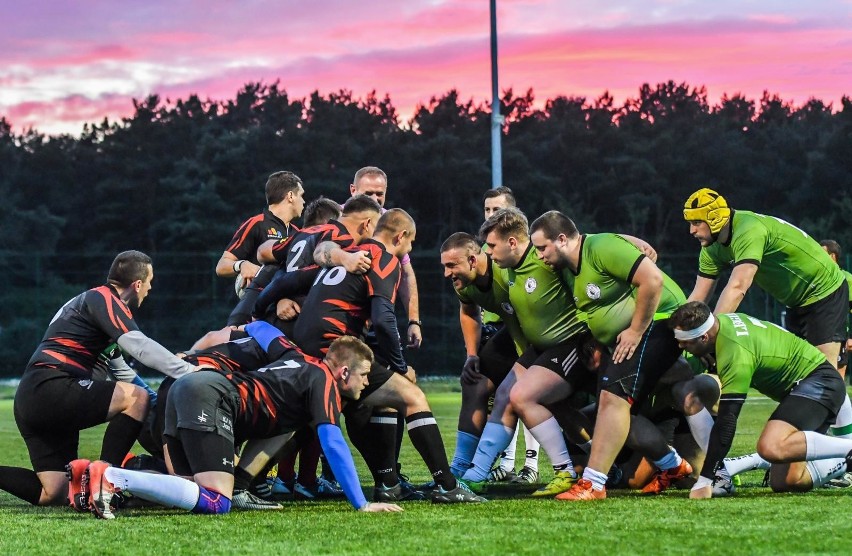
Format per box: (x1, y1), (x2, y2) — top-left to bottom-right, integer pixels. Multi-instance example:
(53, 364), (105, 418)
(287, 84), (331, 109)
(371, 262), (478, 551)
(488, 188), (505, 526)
(294, 239), (400, 356)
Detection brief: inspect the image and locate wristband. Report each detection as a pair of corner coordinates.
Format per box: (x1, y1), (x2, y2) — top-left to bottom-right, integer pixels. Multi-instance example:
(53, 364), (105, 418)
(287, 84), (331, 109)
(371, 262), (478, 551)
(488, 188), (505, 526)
(233, 260), (244, 273)
(408, 319), (422, 327)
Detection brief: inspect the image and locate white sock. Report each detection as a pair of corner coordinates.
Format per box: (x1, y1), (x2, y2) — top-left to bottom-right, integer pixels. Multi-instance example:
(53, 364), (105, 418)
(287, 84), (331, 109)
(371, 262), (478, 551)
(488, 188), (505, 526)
(805, 457), (847, 487)
(804, 430), (852, 460)
(581, 467), (609, 490)
(527, 417), (575, 476)
(522, 424), (540, 471)
(450, 431), (480, 477)
(105, 467), (200, 510)
(686, 408), (713, 453)
(830, 395), (852, 438)
(461, 422), (514, 482)
(724, 453), (770, 476)
(500, 424), (520, 471)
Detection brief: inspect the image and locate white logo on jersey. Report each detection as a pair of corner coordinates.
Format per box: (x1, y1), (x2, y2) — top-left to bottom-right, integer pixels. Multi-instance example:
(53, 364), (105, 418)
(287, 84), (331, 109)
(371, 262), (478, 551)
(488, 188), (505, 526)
(222, 458), (234, 467)
(551, 358), (559, 363)
(501, 302), (515, 315)
(78, 379), (93, 389)
(525, 277), (537, 293)
(586, 283), (601, 300)
(197, 410), (208, 423)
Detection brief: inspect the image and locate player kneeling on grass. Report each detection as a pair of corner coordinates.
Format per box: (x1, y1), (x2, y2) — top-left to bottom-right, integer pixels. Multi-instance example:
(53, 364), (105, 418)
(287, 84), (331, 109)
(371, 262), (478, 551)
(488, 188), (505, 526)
(670, 301), (852, 498)
(71, 332), (402, 518)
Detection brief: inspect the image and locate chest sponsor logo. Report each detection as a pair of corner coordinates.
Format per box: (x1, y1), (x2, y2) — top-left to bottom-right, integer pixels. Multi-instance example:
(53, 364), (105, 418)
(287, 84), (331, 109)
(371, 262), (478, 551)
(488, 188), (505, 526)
(267, 227), (283, 239)
(525, 277), (537, 293)
(585, 283), (601, 300)
(501, 302), (515, 315)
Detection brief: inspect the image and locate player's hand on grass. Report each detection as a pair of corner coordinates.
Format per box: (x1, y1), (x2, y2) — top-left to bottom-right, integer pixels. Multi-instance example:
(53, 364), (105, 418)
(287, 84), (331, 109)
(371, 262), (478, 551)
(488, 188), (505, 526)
(276, 298), (301, 320)
(690, 477), (713, 499)
(343, 251), (372, 274)
(613, 327), (643, 363)
(461, 355), (483, 384)
(360, 502), (404, 512)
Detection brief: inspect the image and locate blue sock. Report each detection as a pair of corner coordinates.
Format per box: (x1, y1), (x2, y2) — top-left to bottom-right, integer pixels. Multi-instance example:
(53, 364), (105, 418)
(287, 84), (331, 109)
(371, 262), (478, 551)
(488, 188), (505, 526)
(191, 487), (232, 514)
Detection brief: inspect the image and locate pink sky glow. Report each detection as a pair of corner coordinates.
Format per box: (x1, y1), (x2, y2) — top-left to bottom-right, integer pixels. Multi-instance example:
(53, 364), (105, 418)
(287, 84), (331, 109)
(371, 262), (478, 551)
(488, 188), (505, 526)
(1, 1), (850, 135)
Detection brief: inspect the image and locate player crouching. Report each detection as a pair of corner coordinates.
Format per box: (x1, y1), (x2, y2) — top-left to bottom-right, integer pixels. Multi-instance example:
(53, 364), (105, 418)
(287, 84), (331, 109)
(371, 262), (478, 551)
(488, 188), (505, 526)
(69, 334), (403, 518)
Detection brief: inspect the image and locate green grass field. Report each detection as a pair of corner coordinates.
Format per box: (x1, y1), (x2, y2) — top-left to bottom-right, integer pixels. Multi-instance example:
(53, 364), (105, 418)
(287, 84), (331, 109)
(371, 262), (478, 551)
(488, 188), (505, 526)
(1, 382), (851, 555)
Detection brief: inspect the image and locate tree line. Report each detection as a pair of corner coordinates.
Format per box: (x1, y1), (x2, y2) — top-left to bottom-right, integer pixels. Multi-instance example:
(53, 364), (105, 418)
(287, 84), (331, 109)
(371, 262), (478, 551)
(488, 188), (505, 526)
(1, 81), (850, 375)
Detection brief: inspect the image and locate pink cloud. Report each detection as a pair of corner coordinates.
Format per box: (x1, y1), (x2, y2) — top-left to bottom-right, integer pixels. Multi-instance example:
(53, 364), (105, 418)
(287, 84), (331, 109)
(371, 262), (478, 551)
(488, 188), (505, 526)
(4, 16), (851, 135)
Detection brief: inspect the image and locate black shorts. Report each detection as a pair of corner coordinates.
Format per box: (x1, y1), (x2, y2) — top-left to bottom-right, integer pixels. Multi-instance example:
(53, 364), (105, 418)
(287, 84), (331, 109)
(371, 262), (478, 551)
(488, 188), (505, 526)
(358, 360), (396, 400)
(599, 319), (682, 412)
(517, 335), (595, 392)
(163, 372), (239, 445)
(786, 281), (849, 346)
(14, 367), (116, 472)
(770, 363), (847, 431)
(165, 428), (237, 476)
(478, 325), (519, 386)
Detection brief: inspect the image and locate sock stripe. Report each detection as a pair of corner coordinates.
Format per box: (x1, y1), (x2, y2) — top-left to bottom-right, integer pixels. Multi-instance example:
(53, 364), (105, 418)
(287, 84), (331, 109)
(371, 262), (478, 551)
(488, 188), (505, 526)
(407, 417), (438, 430)
(370, 416), (398, 425)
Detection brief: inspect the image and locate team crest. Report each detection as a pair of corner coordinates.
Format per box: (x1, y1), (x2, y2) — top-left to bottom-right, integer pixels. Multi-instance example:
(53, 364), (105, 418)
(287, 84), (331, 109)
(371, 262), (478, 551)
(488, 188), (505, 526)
(585, 283), (601, 300)
(525, 277), (537, 293)
(501, 302), (515, 315)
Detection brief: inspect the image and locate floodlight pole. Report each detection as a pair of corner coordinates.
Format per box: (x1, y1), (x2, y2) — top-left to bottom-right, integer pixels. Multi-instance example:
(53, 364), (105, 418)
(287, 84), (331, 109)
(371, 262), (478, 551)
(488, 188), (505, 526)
(490, 0), (503, 189)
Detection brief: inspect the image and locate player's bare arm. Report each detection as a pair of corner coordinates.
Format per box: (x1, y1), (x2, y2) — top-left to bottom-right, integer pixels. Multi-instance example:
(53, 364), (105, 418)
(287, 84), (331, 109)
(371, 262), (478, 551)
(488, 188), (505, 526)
(713, 263), (758, 314)
(613, 258), (663, 364)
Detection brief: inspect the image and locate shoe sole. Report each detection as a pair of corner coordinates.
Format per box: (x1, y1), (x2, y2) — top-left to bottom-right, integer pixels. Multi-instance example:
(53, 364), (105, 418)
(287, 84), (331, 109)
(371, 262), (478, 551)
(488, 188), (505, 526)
(65, 461), (91, 512)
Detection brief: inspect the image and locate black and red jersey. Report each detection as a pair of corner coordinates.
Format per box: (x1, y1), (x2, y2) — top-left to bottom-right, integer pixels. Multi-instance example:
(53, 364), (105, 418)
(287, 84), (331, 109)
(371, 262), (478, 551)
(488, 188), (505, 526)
(268, 220), (354, 270)
(216, 338), (343, 439)
(26, 285), (140, 378)
(224, 209), (296, 264)
(182, 335), (274, 375)
(293, 238), (400, 356)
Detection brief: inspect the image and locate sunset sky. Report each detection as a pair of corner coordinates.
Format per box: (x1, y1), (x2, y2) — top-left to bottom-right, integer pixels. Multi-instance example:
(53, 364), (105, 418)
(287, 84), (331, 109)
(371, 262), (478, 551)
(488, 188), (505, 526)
(2, 0), (851, 136)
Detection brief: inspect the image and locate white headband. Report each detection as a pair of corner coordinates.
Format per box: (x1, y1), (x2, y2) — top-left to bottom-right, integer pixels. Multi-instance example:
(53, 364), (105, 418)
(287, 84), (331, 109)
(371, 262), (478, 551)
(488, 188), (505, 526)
(673, 313), (715, 341)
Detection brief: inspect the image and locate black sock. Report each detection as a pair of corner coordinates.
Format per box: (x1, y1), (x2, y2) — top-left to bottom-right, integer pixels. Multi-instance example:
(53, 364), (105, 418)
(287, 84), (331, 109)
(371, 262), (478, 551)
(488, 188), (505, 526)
(0, 466), (44, 505)
(233, 467), (254, 491)
(346, 410), (399, 487)
(100, 413), (144, 465)
(395, 414), (405, 462)
(406, 411), (454, 490)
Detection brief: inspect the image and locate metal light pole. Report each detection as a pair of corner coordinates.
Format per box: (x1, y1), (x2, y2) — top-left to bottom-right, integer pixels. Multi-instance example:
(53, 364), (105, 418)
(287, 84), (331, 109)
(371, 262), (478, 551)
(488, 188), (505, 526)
(490, 0), (503, 189)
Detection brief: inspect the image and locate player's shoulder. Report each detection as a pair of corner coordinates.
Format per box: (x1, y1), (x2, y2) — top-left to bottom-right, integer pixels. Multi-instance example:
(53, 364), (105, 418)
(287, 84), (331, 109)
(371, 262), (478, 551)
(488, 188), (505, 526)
(362, 239), (399, 275)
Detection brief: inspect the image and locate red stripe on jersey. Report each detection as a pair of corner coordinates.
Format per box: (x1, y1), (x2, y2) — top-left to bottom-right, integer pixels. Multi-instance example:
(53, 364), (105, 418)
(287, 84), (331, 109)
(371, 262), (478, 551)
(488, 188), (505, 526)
(52, 337), (89, 353)
(322, 298), (363, 312)
(362, 244), (399, 279)
(322, 317), (350, 335)
(320, 366), (337, 426)
(255, 383), (277, 430)
(195, 355), (226, 371)
(42, 350), (89, 372)
(93, 286), (133, 332)
(228, 214), (264, 252)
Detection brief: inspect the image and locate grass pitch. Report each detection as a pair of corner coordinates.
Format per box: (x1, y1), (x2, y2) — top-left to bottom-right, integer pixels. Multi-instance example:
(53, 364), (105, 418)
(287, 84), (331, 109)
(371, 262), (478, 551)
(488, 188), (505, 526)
(1, 382), (851, 555)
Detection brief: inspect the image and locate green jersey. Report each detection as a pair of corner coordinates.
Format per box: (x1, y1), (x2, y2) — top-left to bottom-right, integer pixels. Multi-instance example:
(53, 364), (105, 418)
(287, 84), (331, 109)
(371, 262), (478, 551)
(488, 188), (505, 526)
(698, 210), (844, 308)
(568, 233), (686, 346)
(844, 270), (852, 309)
(493, 243), (587, 351)
(455, 256), (529, 355)
(716, 312), (826, 400)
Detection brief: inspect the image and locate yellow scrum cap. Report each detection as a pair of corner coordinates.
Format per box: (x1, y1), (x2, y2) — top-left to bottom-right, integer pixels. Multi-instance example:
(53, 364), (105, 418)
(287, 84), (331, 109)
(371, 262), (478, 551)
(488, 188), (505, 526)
(683, 188), (731, 234)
